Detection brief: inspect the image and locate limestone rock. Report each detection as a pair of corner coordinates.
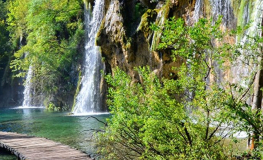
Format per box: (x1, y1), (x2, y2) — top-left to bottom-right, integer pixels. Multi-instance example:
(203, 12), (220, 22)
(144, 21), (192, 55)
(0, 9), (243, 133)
(97, 0), (201, 80)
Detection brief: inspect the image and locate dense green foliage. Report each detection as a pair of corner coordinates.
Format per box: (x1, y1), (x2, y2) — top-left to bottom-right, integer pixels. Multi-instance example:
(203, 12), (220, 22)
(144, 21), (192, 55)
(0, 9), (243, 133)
(98, 67), (231, 159)
(7, 0), (84, 108)
(97, 18), (263, 159)
(1, 0), (263, 158)
(0, 0), (12, 86)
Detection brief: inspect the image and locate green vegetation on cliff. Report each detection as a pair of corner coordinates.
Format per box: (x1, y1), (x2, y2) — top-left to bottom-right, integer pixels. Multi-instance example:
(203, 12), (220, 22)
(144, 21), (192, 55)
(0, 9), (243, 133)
(97, 17), (263, 159)
(0, 1), (11, 86)
(0, 0), (15, 108)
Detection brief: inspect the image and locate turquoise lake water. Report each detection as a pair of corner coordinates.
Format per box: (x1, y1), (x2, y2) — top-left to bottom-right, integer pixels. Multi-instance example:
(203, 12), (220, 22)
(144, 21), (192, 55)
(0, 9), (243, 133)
(0, 108), (110, 159)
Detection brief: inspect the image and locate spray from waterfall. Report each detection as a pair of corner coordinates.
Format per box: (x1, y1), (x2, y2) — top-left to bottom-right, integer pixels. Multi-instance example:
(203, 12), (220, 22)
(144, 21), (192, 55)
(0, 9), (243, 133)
(72, 0), (105, 114)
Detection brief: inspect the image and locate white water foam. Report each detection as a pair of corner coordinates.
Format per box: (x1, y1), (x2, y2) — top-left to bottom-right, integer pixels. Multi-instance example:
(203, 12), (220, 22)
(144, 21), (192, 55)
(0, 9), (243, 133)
(70, 112), (110, 116)
(12, 106), (46, 109)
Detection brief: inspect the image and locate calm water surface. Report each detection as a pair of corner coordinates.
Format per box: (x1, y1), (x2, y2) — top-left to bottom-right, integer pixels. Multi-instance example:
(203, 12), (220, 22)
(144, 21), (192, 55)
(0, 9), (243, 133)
(0, 108), (110, 159)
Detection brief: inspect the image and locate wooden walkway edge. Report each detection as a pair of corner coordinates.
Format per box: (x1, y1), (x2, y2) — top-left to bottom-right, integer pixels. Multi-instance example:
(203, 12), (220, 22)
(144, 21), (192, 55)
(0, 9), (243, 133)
(0, 131), (92, 160)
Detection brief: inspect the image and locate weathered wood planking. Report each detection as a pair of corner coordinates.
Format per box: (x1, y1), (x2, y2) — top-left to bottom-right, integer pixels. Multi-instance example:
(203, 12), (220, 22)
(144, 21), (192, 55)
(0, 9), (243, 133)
(0, 131), (92, 160)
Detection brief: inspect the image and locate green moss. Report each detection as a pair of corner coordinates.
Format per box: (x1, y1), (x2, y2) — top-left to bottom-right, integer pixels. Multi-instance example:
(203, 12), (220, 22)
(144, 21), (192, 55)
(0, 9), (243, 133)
(203, 0), (212, 18)
(47, 102), (58, 111)
(124, 2), (147, 36)
(235, 0), (257, 41)
(125, 41), (131, 49)
(151, 0), (170, 51)
(71, 70), (82, 112)
(95, 17), (105, 46)
(137, 9), (158, 37)
(134, 3), (148, 23)
(232, 0), (241, 17)
(237, 0), (248, 28)
(83, 0), (89, 9)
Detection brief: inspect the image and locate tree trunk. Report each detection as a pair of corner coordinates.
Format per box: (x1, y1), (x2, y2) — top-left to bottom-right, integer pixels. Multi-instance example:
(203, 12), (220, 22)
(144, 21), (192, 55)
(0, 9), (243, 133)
(250, 18), (263, 150)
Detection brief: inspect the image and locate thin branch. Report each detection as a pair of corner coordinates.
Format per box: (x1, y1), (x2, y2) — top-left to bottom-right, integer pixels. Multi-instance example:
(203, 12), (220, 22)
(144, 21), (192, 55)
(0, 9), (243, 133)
(214, 132), (229, 145)
(87, 116), (107, 126)
(203, 58), (211, 80)
(208, 121), (223, 140)
(81, 129), (105, 133)
(180, 122), (192, 146)
(175, 125), (188, 144)
(205, 109), (210, 140)
(117, 134), (144, 155)
(237, 72), (257, 103)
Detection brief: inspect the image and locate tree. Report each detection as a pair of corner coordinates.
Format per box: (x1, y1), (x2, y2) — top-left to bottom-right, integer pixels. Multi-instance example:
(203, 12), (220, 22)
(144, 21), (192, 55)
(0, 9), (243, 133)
(97, 17), (263, 159)
(0, 0), (12, 86)
(248, 19), (263, 152)
(96, 18), (233, 159)
(7, 0), (84, 108)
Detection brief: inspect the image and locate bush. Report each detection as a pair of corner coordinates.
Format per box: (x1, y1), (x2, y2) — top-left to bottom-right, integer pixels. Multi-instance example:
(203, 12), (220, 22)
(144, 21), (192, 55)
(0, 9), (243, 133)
(97, 67), (230, 160)
(97, 17), (263, 159)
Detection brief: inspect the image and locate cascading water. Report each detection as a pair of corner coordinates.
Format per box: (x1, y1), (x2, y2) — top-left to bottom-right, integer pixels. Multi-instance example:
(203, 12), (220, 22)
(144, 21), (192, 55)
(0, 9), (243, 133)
(21, 65), (33, 107)
(232, 0), (263, 85)
(209, 0), (236, 84)
(210, 0), (235, 28)
(72, 0), (105, 114)
(242, 0), (263, 42)
(193, 0), (203, 23)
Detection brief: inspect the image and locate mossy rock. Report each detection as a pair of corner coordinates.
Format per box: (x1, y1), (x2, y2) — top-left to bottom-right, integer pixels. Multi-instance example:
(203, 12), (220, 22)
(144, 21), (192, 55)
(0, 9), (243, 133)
(137, 9), (158, 38)
(71, 70), (82, 112)
(151, 0), (171, 50)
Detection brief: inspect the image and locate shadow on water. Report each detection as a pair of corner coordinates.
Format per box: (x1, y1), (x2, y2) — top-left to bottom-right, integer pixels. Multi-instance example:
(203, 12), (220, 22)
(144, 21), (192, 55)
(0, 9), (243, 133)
(0, 148), (17, 160)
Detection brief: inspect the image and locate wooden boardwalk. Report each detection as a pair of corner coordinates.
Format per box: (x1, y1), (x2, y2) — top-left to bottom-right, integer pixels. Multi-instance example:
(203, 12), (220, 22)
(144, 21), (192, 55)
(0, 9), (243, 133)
(0, 131), (92, 160)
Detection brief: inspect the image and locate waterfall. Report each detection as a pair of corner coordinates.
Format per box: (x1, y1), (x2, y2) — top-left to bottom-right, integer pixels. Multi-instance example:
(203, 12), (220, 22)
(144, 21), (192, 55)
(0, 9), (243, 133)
(21, 65), (33, 107)
(72, 0), (105, 114)
(242, 0), (263, 42)
(193, 0), (203, 23)
(210, 0), (235, 28)
(232, 0), (263, 85)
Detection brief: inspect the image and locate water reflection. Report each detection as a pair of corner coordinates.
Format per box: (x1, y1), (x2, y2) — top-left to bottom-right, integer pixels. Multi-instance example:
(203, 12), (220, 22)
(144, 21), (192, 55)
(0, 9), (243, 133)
(0, 108), (109, 157)
(0, 148), (17, 160)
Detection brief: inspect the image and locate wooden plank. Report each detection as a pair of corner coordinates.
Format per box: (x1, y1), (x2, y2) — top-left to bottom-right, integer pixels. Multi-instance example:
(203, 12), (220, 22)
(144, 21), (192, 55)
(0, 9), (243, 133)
(0, 131), (92, 160)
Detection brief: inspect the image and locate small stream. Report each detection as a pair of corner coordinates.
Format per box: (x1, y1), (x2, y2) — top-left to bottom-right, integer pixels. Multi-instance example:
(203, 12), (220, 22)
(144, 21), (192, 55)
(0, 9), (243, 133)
(0, 108), (110, 159)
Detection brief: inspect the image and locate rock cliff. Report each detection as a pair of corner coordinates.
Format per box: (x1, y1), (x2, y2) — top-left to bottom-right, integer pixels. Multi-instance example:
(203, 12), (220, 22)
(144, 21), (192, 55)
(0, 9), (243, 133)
(95, 0), (257, 82)
(97, 0), (199, 81)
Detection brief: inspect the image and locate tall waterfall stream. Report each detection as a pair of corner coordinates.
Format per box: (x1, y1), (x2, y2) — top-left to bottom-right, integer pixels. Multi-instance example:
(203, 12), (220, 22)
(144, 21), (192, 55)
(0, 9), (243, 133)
(22, 65), (34, 107)
(72, 0), (105, 115)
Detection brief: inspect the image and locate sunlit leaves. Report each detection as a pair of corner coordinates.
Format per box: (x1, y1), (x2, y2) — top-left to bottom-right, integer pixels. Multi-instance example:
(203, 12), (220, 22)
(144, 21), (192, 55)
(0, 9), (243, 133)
(98, 66), (229, 159)
(7, 0), (84, 104)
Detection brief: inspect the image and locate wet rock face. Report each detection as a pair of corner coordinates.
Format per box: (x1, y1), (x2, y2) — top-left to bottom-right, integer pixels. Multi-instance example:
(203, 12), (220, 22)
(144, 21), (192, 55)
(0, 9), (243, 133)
(96, 0), (222, 80)
(97, 0), (158, 79)
(97, 0), (135, 78)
